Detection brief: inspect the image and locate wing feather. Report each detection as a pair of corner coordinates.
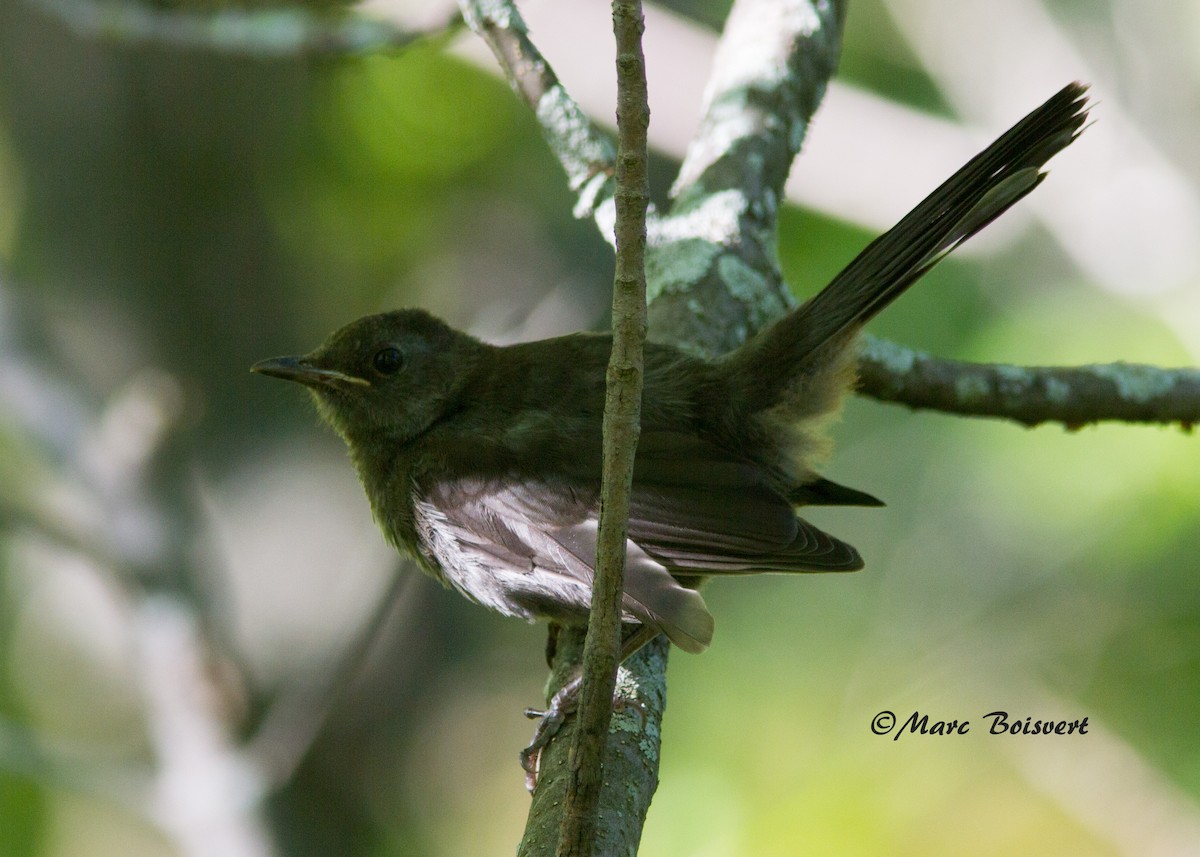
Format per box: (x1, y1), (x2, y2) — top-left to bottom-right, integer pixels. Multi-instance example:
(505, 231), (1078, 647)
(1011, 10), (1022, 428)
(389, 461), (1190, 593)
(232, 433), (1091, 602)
(416, 431), (872, 653)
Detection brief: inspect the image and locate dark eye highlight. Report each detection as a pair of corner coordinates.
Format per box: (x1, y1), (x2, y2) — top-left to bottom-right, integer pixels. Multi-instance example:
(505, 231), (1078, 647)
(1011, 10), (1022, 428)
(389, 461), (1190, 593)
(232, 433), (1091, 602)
(372, 347), (404, 375)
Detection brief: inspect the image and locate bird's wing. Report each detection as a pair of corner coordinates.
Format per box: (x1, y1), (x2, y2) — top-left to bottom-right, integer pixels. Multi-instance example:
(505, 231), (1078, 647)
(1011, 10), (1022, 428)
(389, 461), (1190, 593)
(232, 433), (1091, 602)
(627, 431), (866, 573)
(417, 432), (871, 653)
(418, 474), (715, 653)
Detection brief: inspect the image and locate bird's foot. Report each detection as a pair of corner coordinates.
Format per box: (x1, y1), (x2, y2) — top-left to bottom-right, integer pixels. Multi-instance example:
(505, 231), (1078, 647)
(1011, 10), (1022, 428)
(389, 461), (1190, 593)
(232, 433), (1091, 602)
(519, 674), (582, 792)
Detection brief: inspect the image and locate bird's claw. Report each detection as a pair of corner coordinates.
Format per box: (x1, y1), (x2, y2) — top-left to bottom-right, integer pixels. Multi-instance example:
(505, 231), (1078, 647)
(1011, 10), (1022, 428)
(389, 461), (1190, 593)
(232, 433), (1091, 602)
(519, 675), (582, 792)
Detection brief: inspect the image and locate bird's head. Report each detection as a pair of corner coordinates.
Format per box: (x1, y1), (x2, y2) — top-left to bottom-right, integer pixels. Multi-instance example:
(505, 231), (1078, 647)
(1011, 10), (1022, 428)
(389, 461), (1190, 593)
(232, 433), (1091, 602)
(252, 309), (484, 445)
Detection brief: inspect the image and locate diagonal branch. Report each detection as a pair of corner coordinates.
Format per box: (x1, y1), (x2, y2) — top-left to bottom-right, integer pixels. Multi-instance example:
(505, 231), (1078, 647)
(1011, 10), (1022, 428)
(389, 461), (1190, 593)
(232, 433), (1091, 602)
(647, 0), (847, 355)
(671, 0), (846, 206)
(458, 0), (625, 232)
(25, 0), (456, 57)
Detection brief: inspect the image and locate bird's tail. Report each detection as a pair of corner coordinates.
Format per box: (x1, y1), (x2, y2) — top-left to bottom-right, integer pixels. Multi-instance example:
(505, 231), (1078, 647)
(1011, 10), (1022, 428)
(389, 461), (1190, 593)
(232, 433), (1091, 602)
(724, 82), (1089, 416)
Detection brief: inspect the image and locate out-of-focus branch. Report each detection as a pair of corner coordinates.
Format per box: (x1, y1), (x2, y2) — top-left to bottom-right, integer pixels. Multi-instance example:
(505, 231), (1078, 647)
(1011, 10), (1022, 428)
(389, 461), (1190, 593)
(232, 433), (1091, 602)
(25, 0), (458, 57)
(245, 565), (413, 789)
(133, 598), (277, 857)
(457, 0), (628, 234)
(858, 336), (1200, 428)
(0, 283), (276, 856)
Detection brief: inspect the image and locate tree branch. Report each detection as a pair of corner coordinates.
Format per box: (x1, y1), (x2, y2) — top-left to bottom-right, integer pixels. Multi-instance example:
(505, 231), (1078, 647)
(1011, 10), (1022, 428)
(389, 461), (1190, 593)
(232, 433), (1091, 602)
(518, 633), (668, 857)
(553, 3), (651, 855)
(647, 0), (847, 355)
(458, 0), (627, 234)
(25, 0), (457, 57)
(858, 335), (1200, 428)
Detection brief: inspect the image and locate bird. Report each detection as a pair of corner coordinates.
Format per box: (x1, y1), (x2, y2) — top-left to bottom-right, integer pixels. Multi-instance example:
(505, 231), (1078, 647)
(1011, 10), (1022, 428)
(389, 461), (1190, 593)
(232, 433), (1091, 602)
(252, 83), (1087, 665)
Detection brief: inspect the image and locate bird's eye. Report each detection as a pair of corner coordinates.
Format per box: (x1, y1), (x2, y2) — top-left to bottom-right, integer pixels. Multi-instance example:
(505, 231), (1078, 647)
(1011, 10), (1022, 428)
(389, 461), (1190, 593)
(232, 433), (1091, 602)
(372, 347), (404, 376)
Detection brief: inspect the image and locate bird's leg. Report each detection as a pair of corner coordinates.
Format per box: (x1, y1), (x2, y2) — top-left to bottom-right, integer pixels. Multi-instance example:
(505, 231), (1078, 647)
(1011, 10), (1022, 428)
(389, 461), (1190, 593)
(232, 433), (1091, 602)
(520, 623), (661, 791)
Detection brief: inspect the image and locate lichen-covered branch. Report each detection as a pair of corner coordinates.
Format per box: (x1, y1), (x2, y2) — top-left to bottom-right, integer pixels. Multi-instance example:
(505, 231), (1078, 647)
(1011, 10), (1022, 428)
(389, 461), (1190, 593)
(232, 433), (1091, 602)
(858, 336), (1200, 429)
(26, 0), (455, 57)
(672, 0), (846, 205)
(517, 634), (668, 857)
(647, 0), (847, 356)
(458, 0), (626, 233)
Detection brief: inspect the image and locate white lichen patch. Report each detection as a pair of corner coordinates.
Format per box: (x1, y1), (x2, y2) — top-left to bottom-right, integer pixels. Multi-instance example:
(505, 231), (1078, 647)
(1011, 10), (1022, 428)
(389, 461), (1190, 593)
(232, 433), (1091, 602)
(707, 0), (820, 96)
(1091, 362), (1176, 403)
(535, 85), (615, 185)
(573, 171), (610, 219)
(859, 336), (919, 375)
(1044, 376), (1072, 404)
(649, 189), (745, 246)
(673, 106), (762, 195)
(645, 239), (720, 302)
(589, 194), (618, 249)
(954, 372), (992, 403)
(993, 363), (1033, 395)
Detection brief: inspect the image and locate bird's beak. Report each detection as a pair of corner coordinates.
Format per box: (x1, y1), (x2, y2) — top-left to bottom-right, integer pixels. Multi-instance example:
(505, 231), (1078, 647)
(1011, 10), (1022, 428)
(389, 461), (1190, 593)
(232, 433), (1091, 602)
(250, 356), (371, 389)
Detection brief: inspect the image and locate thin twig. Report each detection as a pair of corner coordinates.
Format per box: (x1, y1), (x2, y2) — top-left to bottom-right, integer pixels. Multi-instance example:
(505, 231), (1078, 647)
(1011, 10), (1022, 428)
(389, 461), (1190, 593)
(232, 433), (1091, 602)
(555, 2), (651, 855)
(245, 566), (415, 789)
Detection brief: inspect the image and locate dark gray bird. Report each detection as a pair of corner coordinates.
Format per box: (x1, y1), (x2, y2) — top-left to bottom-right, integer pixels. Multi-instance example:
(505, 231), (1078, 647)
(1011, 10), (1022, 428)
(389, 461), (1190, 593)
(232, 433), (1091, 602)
(253, 83), (1088, 657)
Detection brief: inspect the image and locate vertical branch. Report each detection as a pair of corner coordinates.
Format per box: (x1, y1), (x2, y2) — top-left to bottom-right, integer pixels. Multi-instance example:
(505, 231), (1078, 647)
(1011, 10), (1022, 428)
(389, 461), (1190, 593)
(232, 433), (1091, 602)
(555, 2), (651, 856)
(520, 2), (846, 854)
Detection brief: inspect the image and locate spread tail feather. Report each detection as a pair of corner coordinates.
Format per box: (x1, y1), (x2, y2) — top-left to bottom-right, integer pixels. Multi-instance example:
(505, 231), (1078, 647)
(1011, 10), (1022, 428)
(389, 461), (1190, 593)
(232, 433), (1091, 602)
(725, 82), (1090, 415)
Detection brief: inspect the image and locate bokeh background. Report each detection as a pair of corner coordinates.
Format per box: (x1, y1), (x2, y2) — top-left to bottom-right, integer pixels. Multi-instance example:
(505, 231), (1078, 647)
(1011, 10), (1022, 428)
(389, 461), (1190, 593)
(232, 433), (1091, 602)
(1, 0), (1198, 855)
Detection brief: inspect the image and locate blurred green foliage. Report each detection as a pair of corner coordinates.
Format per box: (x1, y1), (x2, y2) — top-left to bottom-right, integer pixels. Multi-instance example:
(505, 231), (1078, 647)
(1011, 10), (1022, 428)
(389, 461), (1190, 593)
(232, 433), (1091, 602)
(1, 546), (50, 857)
